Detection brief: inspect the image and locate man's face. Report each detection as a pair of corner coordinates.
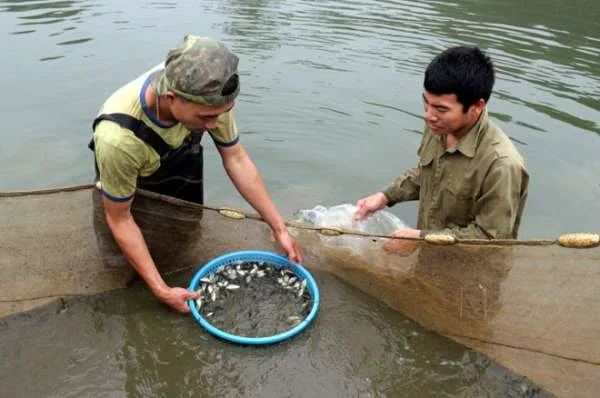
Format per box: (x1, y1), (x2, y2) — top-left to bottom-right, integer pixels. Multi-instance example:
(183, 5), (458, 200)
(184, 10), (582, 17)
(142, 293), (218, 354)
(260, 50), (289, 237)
(422, 91), (482, 136)
(169, 96), (235, 131)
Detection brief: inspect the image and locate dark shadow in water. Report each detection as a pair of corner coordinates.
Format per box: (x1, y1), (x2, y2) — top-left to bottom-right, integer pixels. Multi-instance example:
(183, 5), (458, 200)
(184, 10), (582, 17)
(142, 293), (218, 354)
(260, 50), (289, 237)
(0, 0), (94, 25)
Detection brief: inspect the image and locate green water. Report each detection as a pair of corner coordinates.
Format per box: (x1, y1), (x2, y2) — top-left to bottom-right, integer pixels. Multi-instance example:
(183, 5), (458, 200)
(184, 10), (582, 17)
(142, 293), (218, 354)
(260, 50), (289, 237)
(0, 0), (598, 238)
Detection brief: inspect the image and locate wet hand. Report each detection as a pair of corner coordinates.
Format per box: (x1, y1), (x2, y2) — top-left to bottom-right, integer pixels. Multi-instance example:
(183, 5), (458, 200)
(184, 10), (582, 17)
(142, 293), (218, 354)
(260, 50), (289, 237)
(159, 287), (200, 314)
(383, 228), (421, 256)
(391, 227), (421, 238)
(354, 192), (388, 221)
(275, 229), (304, 265)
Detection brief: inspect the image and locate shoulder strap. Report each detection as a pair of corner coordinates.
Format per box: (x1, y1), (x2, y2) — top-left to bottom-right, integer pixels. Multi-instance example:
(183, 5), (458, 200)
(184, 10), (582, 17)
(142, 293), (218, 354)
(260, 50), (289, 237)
(89, 113), (171, 157)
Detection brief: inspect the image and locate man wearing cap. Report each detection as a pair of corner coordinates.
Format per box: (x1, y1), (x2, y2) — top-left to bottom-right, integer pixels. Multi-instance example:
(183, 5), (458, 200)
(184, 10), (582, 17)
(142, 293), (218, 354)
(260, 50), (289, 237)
(91, 35), (302, 313)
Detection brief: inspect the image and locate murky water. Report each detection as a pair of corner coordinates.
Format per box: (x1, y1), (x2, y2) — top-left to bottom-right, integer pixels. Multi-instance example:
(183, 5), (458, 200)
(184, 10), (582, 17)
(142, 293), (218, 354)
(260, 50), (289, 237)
(0, 271), (546, 398)
(0, 0), (598, 396)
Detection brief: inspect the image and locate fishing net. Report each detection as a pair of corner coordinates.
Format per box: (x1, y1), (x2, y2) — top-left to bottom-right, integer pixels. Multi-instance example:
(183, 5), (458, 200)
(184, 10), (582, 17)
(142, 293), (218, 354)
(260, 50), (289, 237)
(0, 185), (598, 397)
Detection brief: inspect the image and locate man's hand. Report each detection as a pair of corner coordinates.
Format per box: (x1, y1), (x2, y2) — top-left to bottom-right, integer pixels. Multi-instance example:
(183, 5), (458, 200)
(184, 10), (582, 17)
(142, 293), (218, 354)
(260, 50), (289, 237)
(274, 229), (304, 265)
(157, 286), (200, 314)
(391, 227), (421, 238)
(354, 192), (389, 221)
(102, 196), (200, 314)
(383, 228), (422, 256)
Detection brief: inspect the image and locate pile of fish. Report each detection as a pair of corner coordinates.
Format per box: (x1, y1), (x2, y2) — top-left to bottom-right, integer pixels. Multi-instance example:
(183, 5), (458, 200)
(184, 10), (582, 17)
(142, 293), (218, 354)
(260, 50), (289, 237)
(194, 260), (312, 337)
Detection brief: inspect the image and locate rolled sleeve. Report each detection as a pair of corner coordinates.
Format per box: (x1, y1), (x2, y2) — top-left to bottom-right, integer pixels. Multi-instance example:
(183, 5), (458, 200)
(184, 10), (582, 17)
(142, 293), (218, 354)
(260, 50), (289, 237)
(209, 110), (239, 147)
(94, 136), (141, 201)
(383, 167), (421, 206)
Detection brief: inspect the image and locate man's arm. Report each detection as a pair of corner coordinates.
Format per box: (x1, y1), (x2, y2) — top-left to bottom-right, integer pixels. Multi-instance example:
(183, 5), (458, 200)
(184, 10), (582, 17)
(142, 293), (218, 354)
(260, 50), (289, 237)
(382, 167), (421, 205)
(354, 166), (421, 221)
(216, 142), (302, 264)
(102, 196), (198, 312)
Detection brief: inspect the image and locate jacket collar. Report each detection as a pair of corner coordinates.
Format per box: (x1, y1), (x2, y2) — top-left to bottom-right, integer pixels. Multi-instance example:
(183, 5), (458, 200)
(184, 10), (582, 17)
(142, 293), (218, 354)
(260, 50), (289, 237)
(446, 109), (488, 158)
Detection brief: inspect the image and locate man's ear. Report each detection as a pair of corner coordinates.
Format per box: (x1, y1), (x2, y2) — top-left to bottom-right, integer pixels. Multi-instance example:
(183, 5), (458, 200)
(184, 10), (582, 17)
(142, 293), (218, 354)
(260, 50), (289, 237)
(165, 92), (177, 104)
(470, 98), (486, 117)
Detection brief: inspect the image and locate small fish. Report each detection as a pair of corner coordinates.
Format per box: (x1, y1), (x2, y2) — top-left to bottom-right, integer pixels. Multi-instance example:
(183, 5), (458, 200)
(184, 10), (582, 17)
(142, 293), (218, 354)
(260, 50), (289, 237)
(226, 284), (240, 290)
(200, 277), (212, 284)
(245, 275), (251, 283)
(211, 290), (217, 302)
(287, 315), (302, 323)
(195, 296), (202, 310)
(298, 279), (307, 297)
(257, 270), (266, 278)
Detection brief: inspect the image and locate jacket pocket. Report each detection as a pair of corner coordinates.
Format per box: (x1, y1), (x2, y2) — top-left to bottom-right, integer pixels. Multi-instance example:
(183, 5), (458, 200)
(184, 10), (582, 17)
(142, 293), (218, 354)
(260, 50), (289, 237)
(441, 186), (474, 226)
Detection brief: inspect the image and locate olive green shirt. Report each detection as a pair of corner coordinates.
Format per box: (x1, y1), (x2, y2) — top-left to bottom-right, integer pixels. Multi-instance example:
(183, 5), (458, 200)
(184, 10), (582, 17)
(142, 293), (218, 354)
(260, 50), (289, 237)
(383, 110), (529, 239)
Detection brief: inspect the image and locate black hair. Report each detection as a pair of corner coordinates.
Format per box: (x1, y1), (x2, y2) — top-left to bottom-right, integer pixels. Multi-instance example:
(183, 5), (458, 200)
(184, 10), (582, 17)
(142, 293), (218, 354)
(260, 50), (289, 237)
(424, 46), (495, 112)
(221, 73), (239, 96)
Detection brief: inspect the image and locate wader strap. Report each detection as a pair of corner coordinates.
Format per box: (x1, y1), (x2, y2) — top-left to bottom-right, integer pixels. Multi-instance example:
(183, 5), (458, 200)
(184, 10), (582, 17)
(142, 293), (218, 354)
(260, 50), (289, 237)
(89, 113), (171, 157)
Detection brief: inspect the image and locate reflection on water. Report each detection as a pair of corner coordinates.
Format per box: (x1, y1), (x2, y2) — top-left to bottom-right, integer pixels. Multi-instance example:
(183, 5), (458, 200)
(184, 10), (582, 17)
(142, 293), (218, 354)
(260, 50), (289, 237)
(0, 0), (598, 238)
(218, 0), (599, 134)
(2, 0), (93, 28)
(1, 0), (97, 61)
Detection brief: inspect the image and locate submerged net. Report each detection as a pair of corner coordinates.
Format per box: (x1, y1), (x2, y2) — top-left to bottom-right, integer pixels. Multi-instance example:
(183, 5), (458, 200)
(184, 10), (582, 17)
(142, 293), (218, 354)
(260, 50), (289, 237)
(0, 185), (598, 397)
(195, 261), (311, 338)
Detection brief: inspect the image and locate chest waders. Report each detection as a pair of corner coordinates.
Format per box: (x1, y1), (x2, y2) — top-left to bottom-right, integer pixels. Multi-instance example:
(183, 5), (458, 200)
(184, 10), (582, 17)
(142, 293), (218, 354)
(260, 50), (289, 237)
(89, 113), (204, 204)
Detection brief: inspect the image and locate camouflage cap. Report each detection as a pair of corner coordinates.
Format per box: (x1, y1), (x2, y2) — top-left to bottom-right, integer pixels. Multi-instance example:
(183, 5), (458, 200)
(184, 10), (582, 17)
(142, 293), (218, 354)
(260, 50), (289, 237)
(152, 35), (240, 107)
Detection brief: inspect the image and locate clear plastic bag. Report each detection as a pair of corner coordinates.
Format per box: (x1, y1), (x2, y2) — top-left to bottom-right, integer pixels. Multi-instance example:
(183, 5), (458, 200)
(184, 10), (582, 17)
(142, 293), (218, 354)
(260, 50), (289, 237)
(293, 204), (406, 235)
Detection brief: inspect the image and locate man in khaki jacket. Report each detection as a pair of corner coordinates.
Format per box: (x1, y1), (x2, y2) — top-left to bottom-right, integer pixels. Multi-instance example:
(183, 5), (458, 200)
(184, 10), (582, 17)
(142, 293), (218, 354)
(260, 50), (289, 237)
(355, 46), (529, 240)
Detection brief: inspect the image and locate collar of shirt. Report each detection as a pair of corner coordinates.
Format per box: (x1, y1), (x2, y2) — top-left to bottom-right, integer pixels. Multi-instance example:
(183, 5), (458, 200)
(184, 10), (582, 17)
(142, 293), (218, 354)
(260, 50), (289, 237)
(445, 109), (489, 158)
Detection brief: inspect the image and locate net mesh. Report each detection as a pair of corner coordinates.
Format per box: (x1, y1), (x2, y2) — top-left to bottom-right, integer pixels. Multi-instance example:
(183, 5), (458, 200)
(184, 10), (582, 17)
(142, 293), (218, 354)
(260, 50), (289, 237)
(0, 185), (598, 397)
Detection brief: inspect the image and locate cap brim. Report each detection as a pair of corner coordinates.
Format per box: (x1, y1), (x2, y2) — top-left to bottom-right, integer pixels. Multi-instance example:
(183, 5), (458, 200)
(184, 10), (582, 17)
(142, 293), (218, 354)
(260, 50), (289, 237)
(151, 69), (240, 107)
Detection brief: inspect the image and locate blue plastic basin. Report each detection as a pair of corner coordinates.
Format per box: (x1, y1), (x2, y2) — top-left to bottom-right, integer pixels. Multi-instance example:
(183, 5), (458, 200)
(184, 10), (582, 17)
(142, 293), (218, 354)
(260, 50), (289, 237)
(188, 250), (320, 345)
